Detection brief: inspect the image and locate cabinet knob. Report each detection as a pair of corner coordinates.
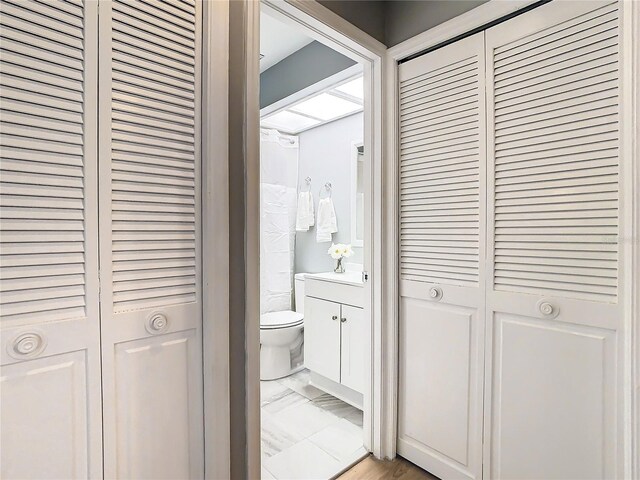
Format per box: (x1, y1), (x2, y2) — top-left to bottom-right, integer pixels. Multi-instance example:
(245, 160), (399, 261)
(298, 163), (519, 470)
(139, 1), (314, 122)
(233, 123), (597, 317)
(341, 317), (347, 323)
(332, 315), (338, 321)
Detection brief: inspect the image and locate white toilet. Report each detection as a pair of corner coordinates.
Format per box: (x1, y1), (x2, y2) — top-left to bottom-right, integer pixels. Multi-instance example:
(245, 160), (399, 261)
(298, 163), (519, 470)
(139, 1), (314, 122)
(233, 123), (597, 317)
(260, 273), (306, 380)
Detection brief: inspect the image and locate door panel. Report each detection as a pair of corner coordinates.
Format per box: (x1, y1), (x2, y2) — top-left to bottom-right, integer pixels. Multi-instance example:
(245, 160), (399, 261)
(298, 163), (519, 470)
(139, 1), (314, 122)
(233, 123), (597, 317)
(0, 0), (102, 477)
(304, 297), (341, 382)
(490, 313), (615, 479)
(484, 1), (623, 478)
(399, 298), (475, 466)
(114, 329), (202, 479)
(340, 304), (365, 393)
(1, 351), (92, 479)
(397, 32), (486, 480)
(98, 1), (204, 477)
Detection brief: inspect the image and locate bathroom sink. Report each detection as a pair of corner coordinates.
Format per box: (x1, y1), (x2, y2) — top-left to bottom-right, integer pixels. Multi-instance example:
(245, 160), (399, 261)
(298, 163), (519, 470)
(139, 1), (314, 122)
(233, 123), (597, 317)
(304, 271), (364, 286)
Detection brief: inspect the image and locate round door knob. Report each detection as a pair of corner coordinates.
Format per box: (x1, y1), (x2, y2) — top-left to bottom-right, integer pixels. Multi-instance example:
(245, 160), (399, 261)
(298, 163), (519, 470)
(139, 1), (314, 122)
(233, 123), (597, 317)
(146, 313), (169, 334)
(540, 302), (553, 315)
(539, 302), (554, 315)
(341, 317), (347, 323)
(331, 315), (338, 321)
(429, 286), (442, 300)
(536, 299), (559, 318)
(9, 332), (46, 359)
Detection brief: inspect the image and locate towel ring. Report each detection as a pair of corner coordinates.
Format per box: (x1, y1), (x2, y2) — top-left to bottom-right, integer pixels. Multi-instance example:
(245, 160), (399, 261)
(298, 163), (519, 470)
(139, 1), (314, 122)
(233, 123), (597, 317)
(320, 182), (332, 198)
(300, 176), (312, 193)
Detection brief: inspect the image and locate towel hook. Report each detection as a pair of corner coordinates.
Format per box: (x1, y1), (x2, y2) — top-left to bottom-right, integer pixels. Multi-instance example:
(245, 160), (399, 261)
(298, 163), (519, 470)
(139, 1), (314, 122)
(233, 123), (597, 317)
(320, 182), (332, 198)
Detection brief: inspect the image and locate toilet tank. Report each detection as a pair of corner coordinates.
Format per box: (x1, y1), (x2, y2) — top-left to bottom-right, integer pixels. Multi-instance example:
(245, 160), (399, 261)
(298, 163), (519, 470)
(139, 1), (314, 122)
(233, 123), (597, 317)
(294, 273), (306, 314)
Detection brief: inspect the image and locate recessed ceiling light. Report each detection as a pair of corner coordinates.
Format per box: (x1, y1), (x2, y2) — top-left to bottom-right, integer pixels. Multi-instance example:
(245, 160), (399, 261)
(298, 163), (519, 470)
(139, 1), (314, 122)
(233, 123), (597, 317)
(261, 110), (321, 133)
(290, 93), (362, 121)
(334, 77), (364, 100)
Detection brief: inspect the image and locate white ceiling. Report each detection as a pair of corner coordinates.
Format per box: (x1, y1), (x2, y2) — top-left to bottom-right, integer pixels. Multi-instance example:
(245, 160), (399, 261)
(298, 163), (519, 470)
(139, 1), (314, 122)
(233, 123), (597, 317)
(261, 75), (364, 134)
(260, 11), (314, 73)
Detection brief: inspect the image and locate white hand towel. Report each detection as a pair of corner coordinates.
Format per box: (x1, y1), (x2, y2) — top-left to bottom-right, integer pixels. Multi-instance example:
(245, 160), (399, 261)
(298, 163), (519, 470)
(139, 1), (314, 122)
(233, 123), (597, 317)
(316, 197), (337, 243)
(295, 191), (315, 231)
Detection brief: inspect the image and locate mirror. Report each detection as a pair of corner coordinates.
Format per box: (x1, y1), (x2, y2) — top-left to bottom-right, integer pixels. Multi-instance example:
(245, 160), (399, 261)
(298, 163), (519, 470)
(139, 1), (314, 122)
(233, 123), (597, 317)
(351, 141), (364, 247)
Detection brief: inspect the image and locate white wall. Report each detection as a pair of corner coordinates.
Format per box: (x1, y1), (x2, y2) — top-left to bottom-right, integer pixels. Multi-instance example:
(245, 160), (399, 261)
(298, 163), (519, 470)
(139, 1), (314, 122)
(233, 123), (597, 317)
(295, 112), (364, 274)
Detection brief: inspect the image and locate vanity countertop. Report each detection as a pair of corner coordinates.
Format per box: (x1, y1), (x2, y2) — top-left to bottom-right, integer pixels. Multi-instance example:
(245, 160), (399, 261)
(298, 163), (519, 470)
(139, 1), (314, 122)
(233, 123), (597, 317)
(305, 271), (364, 287)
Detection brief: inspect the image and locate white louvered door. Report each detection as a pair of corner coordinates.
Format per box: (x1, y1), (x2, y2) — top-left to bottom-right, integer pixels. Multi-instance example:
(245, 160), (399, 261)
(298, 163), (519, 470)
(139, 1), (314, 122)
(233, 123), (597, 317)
(484, 1), (623, 478)
(397, 33), (486, 480)
(98, 1), (204, 478)
(0, 0), (102, 478)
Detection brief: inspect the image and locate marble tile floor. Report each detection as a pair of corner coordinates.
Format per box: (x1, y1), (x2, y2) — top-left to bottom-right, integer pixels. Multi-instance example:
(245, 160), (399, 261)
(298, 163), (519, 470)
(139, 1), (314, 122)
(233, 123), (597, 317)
(261, 369), (367, 480)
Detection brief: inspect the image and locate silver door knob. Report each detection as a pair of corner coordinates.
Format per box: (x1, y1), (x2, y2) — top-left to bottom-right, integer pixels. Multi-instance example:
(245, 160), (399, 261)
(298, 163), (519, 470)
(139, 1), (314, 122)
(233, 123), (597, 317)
(332, 315), (338, 321)
(341, 317), (347, 323)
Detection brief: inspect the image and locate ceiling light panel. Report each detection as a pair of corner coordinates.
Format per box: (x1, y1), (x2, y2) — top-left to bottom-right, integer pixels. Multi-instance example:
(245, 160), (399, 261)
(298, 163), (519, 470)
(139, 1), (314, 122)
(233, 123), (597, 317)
(334, 77), (364, 100)
(261, 110), (321, 133)
(290, 93), (362, 121)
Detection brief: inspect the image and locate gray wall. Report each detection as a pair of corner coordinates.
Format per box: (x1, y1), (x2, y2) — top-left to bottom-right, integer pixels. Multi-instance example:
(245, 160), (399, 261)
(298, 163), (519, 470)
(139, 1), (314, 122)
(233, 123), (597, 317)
(295, 113), (364, 274)
(317, 0), (489, 47)
(385, 0), (489, 46)
(260, 41), (356, 109)
(318, 0), (386, 44)
(228, 2), (250, 478)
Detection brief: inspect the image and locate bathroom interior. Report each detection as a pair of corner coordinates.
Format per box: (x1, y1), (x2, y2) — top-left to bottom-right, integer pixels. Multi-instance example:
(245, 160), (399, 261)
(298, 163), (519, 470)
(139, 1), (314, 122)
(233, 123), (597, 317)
(258, 7), (369, 480)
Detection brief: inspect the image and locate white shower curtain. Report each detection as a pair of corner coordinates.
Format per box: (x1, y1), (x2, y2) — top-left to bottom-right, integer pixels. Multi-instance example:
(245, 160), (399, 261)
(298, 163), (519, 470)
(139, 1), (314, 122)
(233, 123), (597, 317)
(260, 130), (299, 314)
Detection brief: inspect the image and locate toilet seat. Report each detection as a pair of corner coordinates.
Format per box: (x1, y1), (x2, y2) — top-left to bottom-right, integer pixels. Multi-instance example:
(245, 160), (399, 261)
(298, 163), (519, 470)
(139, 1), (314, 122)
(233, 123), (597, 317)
(260, 310), (303, 330)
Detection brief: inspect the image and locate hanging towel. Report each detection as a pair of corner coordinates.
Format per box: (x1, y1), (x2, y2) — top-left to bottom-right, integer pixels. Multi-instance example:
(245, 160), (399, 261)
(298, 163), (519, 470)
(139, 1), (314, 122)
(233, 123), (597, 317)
(316, 197), (338, 243)
(295, 191), (315, 231)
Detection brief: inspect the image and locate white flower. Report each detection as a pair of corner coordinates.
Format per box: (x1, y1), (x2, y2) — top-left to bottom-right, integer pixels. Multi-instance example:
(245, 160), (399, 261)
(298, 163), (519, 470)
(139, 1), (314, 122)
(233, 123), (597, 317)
(328, 243), (343, 260)
(341, 244), (354, 258)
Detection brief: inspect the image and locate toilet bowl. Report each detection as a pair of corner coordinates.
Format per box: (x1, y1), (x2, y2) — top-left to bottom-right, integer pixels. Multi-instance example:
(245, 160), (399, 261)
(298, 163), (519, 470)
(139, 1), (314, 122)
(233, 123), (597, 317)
(260, 273), (306, 380)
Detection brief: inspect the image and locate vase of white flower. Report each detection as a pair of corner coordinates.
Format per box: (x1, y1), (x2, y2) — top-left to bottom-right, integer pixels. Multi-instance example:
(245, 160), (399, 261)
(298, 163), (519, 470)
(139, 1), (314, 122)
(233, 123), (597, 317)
(328, 243), (353, 273)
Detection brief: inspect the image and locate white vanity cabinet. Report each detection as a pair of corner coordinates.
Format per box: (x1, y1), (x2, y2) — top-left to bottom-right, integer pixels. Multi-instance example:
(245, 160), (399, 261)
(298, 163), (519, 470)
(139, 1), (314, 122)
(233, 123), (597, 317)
(303, 273), (365, 408)
(304, 297), (342, 383)
(339, 304), (365, 393)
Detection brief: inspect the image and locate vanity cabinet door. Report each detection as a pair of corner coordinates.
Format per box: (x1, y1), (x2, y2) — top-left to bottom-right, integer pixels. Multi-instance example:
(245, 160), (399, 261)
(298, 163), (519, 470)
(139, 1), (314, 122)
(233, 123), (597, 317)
(304, 297), (341, 383)
(340, 305), (365, 394)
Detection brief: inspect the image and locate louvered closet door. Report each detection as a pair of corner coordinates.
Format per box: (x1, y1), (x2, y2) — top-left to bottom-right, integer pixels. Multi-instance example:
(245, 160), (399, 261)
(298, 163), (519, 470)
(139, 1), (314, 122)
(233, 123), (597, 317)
(484, 1), (623, 478)
(98, 1), (203, 478)
(397, 33), (486, 480)
(0, 1), (102, 478)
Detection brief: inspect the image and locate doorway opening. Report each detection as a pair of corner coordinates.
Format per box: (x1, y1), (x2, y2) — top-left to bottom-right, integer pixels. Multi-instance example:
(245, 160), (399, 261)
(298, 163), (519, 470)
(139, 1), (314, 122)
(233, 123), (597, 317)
(256, 3), (383, 478)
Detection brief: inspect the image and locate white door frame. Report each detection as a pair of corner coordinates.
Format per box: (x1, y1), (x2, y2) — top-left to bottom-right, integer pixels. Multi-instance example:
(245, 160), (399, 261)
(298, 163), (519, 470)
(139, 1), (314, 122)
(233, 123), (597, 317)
(387, 1), (640, 477)
(248, 0), (393, 474)
(201, 2), (231, 479)
(622, 0), (640, 475)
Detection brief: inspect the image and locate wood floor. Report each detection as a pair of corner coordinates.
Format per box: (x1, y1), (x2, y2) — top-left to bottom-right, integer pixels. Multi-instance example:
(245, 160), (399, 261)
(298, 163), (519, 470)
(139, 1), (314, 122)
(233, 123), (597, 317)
(337, 455), (439, 480)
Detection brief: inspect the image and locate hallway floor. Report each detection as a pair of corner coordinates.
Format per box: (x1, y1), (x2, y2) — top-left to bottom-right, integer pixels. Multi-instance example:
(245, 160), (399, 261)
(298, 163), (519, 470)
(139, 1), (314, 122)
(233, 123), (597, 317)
(337, 455), (439, 480)
(261, 369), (367, 479)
